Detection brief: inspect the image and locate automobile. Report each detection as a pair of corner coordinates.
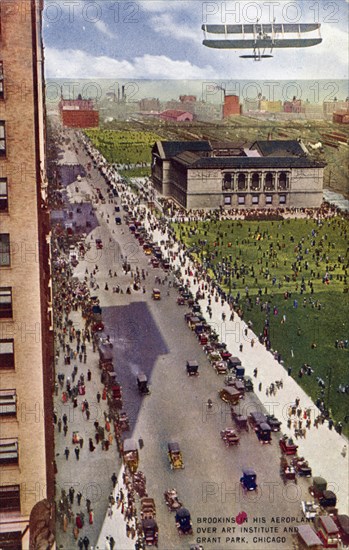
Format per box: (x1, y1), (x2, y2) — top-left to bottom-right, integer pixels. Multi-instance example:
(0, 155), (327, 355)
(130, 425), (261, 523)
(227, 356), (242, 369)
(114, 205), (120, 212)
(192, 303), (201, 314)
(279, 435), (298, 455)
(213, 361), (228, 375)
(164, 488), (182, 511)
(168, 442), (184, 469)
(162, 260), (170, 271)
(333, 514), (349, 546)
(198, 333), (209, 345)
(177, 296), (185, 305)
(137, 373), (150, 395)
(319, 490), (337, 509)
(233, 380), (245, 398)
(255, 422), (272, 444)
(291, 457), (312, 477)
(301, 500), (320, 520)
(140, 497), (156, 519)
(220, 350), (232, 360)
(315, 516), (340, 548)
(175, 508), (193, 535)
(280, 456), (297, 482)
(231, 412), (249, 432)
(122, 439), (139, 473)
(240, 468), (257, 491)
(266, 414), (281, 432)
(243, 376), (254, 392)
(249, 411), (267, 429)
(151, 258), (160, 268)
(310, 477), (328, 499)
(95, 238), (103, 249)
(297, 525), (323, 549)
(115, 217), (122, 225)
(220, 427), (240, 447)
(141, 518), (158, 547)
(129, 224), (136, 232)
(186, 361), (199, 376)
(152, 288), (161, 300)
(218, 387), (241, 406)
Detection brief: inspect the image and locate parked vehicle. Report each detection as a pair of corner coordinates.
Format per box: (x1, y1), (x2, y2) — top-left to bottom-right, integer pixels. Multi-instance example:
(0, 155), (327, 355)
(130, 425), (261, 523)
(240, 468), (257, 491)
(219, 387), (241, 406)
(175, 508), (193, 535)
(168, 442), (184, 470)
(279, 435), (298, 455)
(297, 525), (323, 549)
(231, 411), (249, 432)
(244, 376), (254, 392)
(314, 516), (340, 548)
(333, 514), (349, 546)
(266, 414), (281, 432)
(256, 422), (272, 444)
(280, 456), (297, 482)
(301, 501), (320, 520)
(291, 457), (312, 477)
(142, 518), (158, 547)
(122, 439), (139, 473)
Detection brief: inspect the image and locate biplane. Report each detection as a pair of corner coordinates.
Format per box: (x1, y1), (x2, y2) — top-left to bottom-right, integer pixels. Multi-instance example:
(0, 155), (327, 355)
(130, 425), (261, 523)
(202, 23), (322, 60)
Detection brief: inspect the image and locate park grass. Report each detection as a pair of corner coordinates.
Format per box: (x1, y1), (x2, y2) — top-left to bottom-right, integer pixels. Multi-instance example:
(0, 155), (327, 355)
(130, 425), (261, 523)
(119, 167), (151, 178)
(84, 129), (161, 165)
(173, 217), (349, 435)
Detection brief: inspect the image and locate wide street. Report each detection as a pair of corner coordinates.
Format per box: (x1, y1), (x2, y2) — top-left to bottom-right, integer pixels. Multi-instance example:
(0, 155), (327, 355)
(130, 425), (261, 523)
(52, 128), (348, 550)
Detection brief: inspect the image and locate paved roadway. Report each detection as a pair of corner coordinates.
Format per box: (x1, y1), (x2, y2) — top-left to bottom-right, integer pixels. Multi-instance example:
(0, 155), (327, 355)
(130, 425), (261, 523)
(64, 133), (314, 550)
(55, 129), (348, 550)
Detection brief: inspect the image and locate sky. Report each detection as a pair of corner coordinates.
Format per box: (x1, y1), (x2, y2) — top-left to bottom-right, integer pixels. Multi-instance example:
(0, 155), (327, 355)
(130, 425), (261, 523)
(43, 0), (349, 84)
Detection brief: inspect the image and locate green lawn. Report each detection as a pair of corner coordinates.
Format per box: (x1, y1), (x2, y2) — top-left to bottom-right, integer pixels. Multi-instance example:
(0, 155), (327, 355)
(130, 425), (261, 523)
(84, 129), (161, 165)
(173, 217), (349, 435)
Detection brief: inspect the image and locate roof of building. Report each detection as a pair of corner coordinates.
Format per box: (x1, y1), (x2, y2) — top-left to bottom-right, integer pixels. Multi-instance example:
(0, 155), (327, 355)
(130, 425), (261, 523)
(172, 154), (325, 170)
(251, 140), (306, 157)
(153, 140), (212, 159)
(160, 109), (192, 118)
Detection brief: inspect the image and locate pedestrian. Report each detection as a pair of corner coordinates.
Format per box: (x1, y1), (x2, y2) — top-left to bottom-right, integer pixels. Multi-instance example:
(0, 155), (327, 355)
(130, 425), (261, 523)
(75, 446), (80, 460)
(64, 447), (70, 460)
(63, 424), (68, 436)
(89, 438), (95, 452)
(87, 369), (91, 381)
(111, 472), (117, 488)
(86, 408), (90, 421)
(69, 486), (75, 504)
(78, 538), (84, 550)
(77, 491), (82, 505)
(107, 504), (113, 518)
(341, 445), (347, 457)
(258, 382), (262, 392)
(58, 418), (62, 432)
(82, 535), (89, 550)
(253, 368), (258, 378)
(63, 413), (68, 426)
(89, 509), (94, 524)
(239, 344), (243, 352)
(105, 536), (111, 550)
(96, 391), (101, 403)
(86, 498), (91, 512)
(79, 436), (84, 448)
(109, 536), (115, 550)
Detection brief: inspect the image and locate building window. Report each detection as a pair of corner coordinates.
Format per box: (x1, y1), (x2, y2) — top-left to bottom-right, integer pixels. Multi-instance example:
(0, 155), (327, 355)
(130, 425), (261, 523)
(0, 121), (5, 156)
(224, 196), (231, 205)
(278, 172), (289, 190)
(222, 173), (233, 190)
(237, 173), (247, 191)
(0, 390), (16, 416)
(252, 195), (259, 204)
(0, 339), (15, 369)
(0, 531), (22, 550)
(238, 196), (245, 205)
(0, 287), (13, 318)
(0, 439), (19, 465)
(251, 173), (260, 191)
(264, 172), (275, 191)
(279, 194), (286, 204)
(0, 234), (10, 266)
(0, 178), (8, 211)
(266, 195), (273, 204)
(0, 62), (3, 100)
(0, 485), (20, 511)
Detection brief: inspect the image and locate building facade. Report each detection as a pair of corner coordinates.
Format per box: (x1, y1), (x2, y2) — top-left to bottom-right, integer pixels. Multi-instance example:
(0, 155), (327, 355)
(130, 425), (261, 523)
(59, 98), (99, 128)
(151, 140), (325, 210)
(0, 1), (54, 548)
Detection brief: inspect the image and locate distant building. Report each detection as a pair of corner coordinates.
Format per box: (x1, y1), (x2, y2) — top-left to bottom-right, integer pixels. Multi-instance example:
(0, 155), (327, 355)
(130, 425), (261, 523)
(303, 103), (324, 120)
(159, 110), (194, 122)
(333, 111), (349, 124)
(259, 100), (283, 113)
(284, 99), (304, 113)
(59, 97), (99, 128)
(243, 98), (260, 112)
(139, 97), (161, 112)
(179, 95), (197, 103)
(151, 139), (325, 210)
(223, 95), (240, 118)
(323, 100), (349, 119)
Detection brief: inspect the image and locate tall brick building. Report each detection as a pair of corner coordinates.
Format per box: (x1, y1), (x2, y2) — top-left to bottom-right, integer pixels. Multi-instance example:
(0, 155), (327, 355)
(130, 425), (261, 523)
(0, 1), (54, 548)
(59, 97), (99, 128)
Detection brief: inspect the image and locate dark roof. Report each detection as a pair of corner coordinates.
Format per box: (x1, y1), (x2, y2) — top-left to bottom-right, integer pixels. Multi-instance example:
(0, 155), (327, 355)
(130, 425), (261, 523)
(156, 140), (212, 159)
(172, 155), (325, 169)
(251, 140), (306, 157)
